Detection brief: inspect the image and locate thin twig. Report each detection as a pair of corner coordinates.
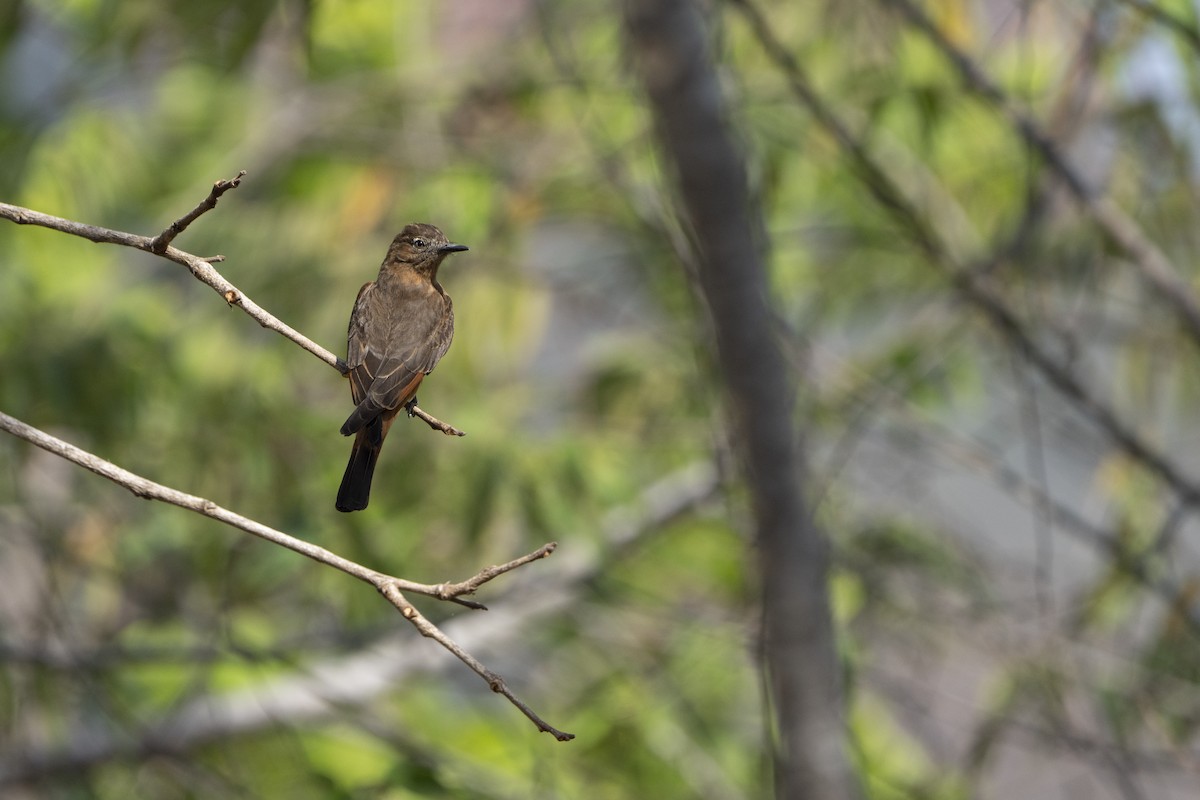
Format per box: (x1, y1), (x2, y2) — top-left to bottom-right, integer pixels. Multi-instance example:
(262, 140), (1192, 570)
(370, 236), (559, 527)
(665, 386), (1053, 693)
(378, 583), (575, 741)
(431, 542), (558, 602)
(149, 170), (246, 253)
(406, 397), (466, 436)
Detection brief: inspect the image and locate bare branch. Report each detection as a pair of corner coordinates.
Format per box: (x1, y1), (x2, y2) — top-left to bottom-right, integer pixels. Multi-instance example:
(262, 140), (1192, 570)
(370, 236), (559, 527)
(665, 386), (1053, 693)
(0, 411), (372, 581)
(0, 409), (549, 605)
(728, 0), (1200, 513)
(880, 0), (1200, 350)
(0, 462), (719, 784)
(0, 190), (457, 434)
(378, 583), (574, 741)
(0, 200), (339, 368)
(430, 542), (559, 603)
(149, 170), (246, 253)
(405, 396), (466, 436)
(0, 410), (568, 738)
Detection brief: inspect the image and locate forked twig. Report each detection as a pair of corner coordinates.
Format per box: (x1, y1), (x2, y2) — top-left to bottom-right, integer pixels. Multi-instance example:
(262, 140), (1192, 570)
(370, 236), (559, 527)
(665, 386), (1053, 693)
(149, 170), (246, 253)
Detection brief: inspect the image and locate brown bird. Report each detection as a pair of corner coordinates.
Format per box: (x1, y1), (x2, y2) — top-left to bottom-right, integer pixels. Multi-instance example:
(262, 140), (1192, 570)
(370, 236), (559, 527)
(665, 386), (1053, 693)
(336, 223), (467, 512)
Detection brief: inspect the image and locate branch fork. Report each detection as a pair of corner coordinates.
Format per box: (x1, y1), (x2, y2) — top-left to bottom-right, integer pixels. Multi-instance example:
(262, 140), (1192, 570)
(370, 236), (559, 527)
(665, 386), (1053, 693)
(148, 170), (245, 253)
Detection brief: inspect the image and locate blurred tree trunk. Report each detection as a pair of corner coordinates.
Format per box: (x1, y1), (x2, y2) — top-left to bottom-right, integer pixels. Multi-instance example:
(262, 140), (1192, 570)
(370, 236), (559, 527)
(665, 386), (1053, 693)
(621, 2), (859, 799)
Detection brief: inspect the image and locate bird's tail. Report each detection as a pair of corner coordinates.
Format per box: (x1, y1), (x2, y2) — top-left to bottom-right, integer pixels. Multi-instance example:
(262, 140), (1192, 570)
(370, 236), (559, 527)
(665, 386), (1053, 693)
(336, 415), (389, 512)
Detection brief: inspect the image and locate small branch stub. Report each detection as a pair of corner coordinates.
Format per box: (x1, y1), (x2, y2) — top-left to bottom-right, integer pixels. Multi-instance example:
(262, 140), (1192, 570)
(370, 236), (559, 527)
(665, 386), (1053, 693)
(405, 397), (466, 437)
(149, 170), (247, 253)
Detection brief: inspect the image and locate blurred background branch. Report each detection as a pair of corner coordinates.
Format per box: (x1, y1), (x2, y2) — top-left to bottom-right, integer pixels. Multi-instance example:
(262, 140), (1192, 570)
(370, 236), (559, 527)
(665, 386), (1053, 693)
(623, 1), (857, 797)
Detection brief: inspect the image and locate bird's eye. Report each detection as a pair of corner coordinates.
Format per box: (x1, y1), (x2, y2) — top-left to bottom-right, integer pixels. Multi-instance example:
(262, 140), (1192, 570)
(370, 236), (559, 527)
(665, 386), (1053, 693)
(411, 238), (427, 248)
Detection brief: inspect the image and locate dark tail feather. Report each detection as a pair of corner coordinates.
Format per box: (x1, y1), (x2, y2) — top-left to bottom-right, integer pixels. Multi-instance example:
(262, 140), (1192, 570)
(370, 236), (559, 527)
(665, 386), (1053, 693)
(336, 429), (380, 512)
(341, 398), (382, 437)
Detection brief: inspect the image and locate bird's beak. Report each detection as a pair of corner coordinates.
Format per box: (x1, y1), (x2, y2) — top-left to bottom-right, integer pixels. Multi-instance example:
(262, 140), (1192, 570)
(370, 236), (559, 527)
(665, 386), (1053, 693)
(439, 243), (469, 253)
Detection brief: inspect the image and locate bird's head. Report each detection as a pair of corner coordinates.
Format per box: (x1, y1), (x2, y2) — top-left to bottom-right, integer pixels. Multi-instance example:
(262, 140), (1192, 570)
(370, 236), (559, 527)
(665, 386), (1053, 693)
(385, 223), (468, 276)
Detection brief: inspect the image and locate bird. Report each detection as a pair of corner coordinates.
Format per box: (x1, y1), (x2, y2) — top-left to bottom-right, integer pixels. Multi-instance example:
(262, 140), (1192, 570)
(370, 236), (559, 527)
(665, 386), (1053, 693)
(336, 223), (468, 512)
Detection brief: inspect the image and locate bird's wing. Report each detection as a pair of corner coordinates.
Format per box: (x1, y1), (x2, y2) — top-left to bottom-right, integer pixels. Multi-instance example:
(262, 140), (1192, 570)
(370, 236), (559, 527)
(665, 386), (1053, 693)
(346, 281), (375, 406)
(365, 296), (454, 410)
(340, 294), (454, 436)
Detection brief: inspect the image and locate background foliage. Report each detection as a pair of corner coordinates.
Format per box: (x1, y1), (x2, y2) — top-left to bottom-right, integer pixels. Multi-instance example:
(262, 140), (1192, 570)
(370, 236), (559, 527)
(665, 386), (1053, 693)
(3, 0), (1200, 797)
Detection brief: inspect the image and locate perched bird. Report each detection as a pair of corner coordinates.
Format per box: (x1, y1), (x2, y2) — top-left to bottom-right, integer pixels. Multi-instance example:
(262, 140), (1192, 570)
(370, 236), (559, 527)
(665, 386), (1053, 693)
(336, 223), (467, 512)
